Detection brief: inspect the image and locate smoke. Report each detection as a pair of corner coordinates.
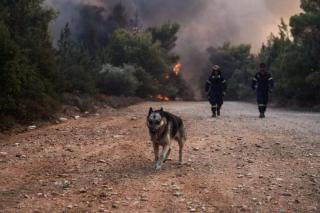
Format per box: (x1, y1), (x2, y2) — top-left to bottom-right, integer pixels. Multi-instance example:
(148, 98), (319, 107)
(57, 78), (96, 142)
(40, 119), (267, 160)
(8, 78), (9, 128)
(45, 0), (301, 98)
(132, 0), (301, 98)
(45, 0), (135, 48)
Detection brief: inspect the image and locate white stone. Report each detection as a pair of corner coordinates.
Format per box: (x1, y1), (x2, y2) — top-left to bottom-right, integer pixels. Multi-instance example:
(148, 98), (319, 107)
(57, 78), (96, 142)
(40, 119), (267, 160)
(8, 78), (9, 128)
(0, 152), (8, 156)
(59, 117), (67, 122)
(28, 125), (36, 130)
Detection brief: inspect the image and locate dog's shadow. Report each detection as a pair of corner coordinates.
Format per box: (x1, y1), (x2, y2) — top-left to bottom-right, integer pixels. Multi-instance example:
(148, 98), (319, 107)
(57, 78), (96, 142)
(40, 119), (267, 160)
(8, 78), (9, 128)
(102, 157), (183, 180)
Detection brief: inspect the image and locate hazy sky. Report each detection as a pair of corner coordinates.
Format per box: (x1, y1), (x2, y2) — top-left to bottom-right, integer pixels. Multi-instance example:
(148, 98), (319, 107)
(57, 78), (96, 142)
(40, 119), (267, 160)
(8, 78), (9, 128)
(133, 0), (302, 53)
(46, 0), (302, 52)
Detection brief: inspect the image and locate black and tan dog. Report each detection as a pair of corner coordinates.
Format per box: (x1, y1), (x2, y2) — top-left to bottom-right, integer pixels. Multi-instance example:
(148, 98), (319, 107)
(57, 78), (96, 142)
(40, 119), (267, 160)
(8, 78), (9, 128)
(146, 107), (187, 170)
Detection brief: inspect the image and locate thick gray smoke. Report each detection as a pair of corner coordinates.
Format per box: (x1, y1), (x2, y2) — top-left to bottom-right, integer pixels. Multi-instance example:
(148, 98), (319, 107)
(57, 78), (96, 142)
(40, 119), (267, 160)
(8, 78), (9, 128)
(45, 0), (134, 52)
(45, 0), (301, 98)
(133, 0), (301, 79)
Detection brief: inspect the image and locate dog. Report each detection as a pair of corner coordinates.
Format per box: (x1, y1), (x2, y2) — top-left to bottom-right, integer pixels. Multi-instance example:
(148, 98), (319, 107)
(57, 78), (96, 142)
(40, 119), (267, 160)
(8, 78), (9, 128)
(146, 107), (187, 170)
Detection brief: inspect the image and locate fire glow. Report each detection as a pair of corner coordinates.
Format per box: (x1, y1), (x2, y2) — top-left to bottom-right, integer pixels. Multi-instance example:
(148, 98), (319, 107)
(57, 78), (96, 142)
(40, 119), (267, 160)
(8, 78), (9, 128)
(156, 94), (169, 101)
(148, 94), (169, 101)
(173, 63), (181, 75)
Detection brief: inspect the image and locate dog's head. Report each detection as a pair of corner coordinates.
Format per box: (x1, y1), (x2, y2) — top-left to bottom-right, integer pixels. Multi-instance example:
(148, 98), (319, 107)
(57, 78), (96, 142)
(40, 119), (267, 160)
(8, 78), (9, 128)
(146, 107), (166, 142)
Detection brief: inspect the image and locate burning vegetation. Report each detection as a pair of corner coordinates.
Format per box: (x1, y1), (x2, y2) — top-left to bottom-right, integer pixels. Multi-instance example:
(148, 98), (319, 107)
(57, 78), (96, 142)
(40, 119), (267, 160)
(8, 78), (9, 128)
(151, 62), (182, 101)
(173, 62), (181, 75)
(132, 27), (140, 35)
(156, 94), (169, 101)
(148, 94), (169, 101)
(149, 62), (182, 101)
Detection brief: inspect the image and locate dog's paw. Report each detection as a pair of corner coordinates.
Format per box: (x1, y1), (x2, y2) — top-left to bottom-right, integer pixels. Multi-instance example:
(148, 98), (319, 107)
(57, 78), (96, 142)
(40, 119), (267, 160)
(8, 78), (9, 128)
(155, 164), (162, 170)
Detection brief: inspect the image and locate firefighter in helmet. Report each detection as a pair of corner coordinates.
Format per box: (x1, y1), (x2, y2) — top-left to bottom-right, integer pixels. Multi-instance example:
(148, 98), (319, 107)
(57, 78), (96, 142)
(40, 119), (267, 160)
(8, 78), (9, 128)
(205, 65), (227, 117)
(251, 63), (274, 118)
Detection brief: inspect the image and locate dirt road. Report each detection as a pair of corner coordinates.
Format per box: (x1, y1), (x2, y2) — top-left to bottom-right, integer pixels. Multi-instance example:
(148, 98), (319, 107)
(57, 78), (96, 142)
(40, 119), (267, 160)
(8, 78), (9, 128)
(0, 101), (319, 213)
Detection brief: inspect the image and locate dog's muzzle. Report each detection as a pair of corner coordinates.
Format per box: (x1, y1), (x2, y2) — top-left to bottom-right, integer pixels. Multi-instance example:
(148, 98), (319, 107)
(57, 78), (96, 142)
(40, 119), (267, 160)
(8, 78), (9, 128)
(150, 129), (157, 142)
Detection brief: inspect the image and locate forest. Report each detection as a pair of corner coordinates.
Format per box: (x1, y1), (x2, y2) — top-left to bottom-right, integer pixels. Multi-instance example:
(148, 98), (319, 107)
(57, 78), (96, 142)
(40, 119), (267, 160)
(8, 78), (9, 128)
(1, 0), (319, 129)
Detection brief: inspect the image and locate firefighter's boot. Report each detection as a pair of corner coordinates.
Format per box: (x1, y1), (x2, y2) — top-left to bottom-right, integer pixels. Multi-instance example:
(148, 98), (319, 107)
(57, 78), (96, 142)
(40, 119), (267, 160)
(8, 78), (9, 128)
(212, 108), (217, 117)
(211, 106), (217, 117)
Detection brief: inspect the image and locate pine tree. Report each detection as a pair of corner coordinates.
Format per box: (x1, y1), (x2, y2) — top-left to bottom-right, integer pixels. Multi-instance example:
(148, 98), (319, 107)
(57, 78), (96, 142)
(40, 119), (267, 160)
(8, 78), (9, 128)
(0, 0), (60, 126)
(108, 2), (128, 29)
(130, 9), (141, 35)
(57, 23), (77, 69)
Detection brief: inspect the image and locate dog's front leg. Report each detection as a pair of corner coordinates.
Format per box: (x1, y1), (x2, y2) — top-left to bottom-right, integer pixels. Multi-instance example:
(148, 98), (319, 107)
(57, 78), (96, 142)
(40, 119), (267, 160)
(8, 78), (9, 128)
(152, 142), (159, 168)
(155, 144), (169, 170)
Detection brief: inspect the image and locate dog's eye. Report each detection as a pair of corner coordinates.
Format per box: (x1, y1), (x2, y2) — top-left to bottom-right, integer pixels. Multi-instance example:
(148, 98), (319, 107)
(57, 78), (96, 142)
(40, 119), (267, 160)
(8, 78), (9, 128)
(149, 120), (153, 125)
(156, 120), (160, 125)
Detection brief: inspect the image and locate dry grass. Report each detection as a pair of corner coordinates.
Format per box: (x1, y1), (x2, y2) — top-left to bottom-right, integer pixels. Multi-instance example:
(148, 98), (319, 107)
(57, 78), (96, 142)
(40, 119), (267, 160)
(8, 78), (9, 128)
(62, 93), (143, 111)
(94, 94), (143, 109)
(1, 93), (143, 133)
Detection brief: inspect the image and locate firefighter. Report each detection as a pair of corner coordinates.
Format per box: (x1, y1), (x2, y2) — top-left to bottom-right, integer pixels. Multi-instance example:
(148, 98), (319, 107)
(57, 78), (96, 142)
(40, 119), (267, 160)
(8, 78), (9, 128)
(251, 63), (274, 118)
(205, 65), (227, 117)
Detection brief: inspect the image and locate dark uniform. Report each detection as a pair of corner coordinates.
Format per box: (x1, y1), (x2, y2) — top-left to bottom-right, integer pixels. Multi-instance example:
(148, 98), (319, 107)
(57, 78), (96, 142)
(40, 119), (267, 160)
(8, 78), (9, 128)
(205, 70), (227, 117)
(251, 71), (274, 117)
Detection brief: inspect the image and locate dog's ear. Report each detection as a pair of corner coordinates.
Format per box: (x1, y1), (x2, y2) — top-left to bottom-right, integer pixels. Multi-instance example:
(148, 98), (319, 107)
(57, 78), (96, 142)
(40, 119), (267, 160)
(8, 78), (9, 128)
(149, 107), (153, 115)
(160, 107), (163, 116)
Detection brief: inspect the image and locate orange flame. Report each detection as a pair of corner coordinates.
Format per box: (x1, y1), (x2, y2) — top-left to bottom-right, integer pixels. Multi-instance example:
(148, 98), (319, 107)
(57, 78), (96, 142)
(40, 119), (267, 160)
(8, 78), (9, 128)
(157, 94), (164, 99)
(173, 63), (181, 75)
(132, 27), (140, 35)
(166, 74), (170, 79)
(156, 94), (169, 101)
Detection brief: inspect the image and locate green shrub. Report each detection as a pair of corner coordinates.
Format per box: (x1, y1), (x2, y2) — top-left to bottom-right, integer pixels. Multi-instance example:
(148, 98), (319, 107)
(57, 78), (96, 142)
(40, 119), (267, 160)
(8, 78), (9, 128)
(63, 65), (97, 95)
(98, 64), (140, 96)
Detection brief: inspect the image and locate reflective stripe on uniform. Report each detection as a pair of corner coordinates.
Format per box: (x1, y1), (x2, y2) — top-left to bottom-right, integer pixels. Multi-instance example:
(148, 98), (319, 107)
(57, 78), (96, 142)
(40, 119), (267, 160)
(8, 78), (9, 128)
(268, 77), (273, 81)
(258, 104), (267, 107)
(211, 105), (217, 108)
(207, 80), (211, 84)
(222, 80), (226, 83)
(253, 78), (258, 81)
